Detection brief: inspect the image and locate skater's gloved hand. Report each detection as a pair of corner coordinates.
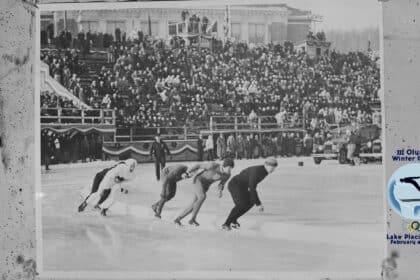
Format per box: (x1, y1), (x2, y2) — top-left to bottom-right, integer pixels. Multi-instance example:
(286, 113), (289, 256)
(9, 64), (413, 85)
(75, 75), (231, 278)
(258, 205), (264, 212)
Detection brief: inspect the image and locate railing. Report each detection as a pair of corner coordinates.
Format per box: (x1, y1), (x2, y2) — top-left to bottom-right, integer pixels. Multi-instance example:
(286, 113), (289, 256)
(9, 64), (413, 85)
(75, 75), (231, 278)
(112, 125), (209, 142)
(209, 115), (304, 131)
(41, 108), (116, 125)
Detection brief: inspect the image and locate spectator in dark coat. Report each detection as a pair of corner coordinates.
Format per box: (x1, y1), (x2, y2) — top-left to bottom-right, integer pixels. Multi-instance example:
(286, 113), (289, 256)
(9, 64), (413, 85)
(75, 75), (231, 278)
(81, 135), (89, 162)
(89, 134), (97, 161)
(150, 134), (171, 181)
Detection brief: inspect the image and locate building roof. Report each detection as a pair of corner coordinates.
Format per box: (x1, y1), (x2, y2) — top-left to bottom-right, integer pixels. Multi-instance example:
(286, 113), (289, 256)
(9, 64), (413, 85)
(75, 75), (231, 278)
(234, 4), (311, 16)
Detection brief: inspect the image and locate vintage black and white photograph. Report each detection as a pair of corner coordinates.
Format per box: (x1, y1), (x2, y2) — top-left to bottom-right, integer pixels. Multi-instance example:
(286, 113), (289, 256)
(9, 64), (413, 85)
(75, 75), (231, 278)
(37, 0), (384, 277)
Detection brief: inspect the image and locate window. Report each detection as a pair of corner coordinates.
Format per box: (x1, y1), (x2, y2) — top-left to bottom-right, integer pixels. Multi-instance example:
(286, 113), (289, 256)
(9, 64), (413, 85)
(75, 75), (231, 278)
(140, 20), (159, 36)
(106, 21), (126, 35)
(168, 21), (177, 36)
(80, 21), (99, 32)
(248, 23), (265, 44)
(270, 22), (286, 43)
(231, 23), (241, 41)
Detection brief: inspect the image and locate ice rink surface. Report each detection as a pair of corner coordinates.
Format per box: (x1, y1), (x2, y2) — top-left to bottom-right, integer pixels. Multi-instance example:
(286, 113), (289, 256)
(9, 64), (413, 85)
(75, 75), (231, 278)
(39, 157), (384, 278)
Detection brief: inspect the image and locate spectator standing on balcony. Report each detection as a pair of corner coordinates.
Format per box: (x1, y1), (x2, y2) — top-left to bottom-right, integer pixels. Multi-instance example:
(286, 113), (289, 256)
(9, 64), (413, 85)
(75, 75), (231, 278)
(216, 134), (226, 159)
(245, 134), (252, 159)
(89, 134), (97, 162)
(236, 133), (245, 160)
(275, 107), (287, 128)
(252, 134), (261, 158)
(303, 132), (314, 156)
(150, 134), (171, 181)
(41, 131), (54, 171)
(226, 133), (236, 159)
(204, 135), (214, 161)
(346, 130), (357, 166)
(281, 133), (288, 157)
(197, 134), (204, 161)
(52, 62), (62, 84)
(248, 109), (258, 129)
(314, 132), (324, 146)
(79, 87), (87, 104)
(288, 133), (296, 156)
(81, 136), (89, 163)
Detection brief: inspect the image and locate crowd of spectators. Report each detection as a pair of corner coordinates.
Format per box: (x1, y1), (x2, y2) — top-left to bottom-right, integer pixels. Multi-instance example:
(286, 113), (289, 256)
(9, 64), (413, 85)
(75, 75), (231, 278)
(40, 48), (90, 104)
(41, 30), (380, 136)
(199, 131), (313, 161)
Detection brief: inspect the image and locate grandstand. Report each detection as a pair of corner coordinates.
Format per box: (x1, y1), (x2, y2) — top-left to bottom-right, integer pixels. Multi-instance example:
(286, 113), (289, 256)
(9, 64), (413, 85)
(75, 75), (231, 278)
(40, 6), (381, 165)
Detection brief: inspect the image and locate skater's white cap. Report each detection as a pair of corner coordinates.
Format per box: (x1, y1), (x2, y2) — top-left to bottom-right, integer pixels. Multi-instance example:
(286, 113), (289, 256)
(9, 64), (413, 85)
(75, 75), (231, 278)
(265, 157), (278, 167)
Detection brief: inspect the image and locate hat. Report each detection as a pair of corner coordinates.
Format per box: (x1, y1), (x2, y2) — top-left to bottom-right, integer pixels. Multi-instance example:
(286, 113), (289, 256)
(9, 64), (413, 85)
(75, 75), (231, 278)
(265, 157), (278, 167)
(222, 157), (235, 168)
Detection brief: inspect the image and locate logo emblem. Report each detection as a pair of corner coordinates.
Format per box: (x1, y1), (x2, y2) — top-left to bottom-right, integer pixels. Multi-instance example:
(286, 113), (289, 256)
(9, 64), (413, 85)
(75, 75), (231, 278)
(388, 163), (420, 220)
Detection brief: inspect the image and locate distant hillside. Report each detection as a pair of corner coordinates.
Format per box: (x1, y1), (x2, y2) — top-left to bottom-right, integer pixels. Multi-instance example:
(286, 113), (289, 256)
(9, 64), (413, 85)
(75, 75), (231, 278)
(326, 28), (380, 53)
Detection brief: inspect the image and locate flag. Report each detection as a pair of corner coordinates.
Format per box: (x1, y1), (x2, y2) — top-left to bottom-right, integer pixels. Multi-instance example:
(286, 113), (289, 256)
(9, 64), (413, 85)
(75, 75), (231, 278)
(223, 5), (231, 39)
(206, 21), (217, 33)
(148, 14), (152, 36)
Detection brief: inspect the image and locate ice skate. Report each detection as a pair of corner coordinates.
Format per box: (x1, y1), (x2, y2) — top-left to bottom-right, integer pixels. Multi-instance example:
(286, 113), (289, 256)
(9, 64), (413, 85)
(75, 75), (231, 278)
(174, 218), (183, 226)
(78, 201), (87, 212)
(221, 224), (231, 231)
(101, 208), (108, 216)
(231, 222), (240, 229)
(188, 219), (200, 226)
(151, 204), (161, 219)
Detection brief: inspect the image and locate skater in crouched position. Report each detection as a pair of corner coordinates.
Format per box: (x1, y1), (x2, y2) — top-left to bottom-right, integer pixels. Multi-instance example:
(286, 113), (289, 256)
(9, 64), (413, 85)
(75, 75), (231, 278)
(222, 157), (278, 230)
(151, 164), (190, 218)
(78, 159), (137, 216)
(174, 158), (234, 226)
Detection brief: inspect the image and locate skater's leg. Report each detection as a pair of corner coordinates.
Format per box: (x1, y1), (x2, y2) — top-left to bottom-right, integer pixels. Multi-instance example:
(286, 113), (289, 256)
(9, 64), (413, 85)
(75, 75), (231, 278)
(91, 169), (108, 193)
(175, 195), (197, 224)
(84, 191), (101, 209)
(153, 175), (173, 216)
(157, 181), (177, 214)
(234, 199), (253, 221)
(223, 182), (251, 226)
(96, 189), (111, 206)
(225, 198), (252, 226)
(189, 183), (207, 225)
(99, 185), (120, 216)
(79, 168), (109, 211)
(167, 181), (177, 201)
(189, 194), (206, 226)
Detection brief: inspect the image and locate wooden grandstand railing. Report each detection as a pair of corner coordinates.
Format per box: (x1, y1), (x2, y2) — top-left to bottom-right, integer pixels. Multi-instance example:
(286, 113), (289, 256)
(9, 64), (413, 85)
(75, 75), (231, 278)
(209, 115), (304, 131)
(41, 108), (116, 125)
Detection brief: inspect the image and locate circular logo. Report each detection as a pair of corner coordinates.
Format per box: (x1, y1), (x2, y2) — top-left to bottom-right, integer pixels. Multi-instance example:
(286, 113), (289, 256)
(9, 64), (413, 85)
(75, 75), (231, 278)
(388, 163), (420, 220)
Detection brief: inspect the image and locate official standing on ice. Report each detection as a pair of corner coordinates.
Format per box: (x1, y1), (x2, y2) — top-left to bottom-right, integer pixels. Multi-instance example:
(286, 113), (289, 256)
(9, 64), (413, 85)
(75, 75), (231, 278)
(222, 157), (278, 230)
(174, 158), (234, 226)
(150, 134), (171, 181)
(151, 164), (190, 218)
(78, 159), (137, 216)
